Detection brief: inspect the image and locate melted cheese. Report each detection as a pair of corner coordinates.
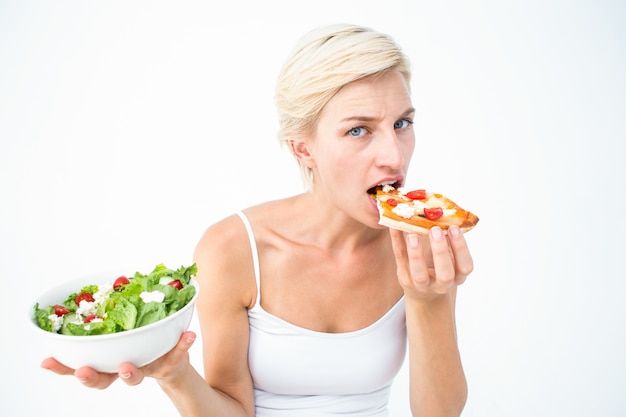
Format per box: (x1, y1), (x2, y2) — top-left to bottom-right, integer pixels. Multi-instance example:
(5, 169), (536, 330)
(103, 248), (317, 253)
(392, 203), (415, 219)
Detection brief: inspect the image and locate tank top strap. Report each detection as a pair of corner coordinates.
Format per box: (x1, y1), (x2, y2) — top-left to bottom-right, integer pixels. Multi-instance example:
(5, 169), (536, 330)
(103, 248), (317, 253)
(236, 211), (261, 306)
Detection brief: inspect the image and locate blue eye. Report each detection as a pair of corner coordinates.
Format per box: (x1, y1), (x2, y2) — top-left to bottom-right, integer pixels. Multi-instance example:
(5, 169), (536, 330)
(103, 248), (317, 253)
(394, 119), (412, 129)
(348, 127), (367, 137)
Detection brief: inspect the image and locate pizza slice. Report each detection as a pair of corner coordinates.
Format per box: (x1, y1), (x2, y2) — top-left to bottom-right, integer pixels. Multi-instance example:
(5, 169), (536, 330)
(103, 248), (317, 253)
(374, 184), (479, 235)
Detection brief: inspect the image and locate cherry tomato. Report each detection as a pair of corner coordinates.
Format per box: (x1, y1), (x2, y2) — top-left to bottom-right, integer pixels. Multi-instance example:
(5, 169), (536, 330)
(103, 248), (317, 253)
(54, 305), (70, 316)
(113, 276), (130, 290)
(75, 292), (95, 305)
(423, 207), (444, 220)
(83, 314), (100, 323)
(406, 189), (427, 200)
(168, 279), (183, 290)
(386, 198), (399, 207)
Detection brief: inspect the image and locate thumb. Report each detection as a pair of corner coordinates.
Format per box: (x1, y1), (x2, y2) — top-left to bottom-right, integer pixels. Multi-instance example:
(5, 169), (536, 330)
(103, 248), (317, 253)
(178, 331), (197, 351)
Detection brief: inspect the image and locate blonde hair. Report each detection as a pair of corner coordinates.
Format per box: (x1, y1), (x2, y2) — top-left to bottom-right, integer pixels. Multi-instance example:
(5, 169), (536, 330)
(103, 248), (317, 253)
(275, 24), (412, 189)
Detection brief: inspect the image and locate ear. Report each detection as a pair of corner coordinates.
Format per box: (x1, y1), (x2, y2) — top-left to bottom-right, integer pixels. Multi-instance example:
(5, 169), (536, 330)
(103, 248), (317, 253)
(288, 139), (317, 168)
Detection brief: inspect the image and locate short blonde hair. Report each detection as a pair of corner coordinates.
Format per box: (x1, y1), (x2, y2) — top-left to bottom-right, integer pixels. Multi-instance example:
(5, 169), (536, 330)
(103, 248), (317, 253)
(275, 24), (412, 189)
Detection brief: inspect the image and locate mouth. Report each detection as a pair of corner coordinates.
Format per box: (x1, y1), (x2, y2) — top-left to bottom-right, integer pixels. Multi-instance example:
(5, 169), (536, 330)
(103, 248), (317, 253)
(367, 180), (401, 197)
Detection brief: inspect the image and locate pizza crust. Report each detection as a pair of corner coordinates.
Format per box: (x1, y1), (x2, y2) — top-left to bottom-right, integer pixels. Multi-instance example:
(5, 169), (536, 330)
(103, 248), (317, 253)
(378, 215), (476, 235)
(378, 215), (433, 235)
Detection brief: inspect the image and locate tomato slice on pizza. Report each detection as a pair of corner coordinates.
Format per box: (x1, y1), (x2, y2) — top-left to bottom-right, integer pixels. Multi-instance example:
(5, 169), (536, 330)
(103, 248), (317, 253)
(373, 184), (479, 235)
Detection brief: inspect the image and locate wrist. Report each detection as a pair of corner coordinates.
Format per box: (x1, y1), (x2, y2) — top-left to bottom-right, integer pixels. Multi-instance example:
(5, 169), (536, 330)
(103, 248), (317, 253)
(405, 287), (456, 312)
(404, 292), (457, 335)
(156, 361), (196, 394)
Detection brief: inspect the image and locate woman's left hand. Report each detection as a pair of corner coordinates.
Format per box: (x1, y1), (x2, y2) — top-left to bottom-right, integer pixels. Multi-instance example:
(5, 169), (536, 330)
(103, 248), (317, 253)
(389, 225), (473, 302)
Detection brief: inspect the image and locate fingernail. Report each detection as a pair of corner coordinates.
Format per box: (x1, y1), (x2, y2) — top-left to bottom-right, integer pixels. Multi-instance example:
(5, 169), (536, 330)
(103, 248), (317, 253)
(120, 373), (131, 379)
(431, 227), (443, 241)
(186, 335), (196, 344)
(449, 226), (460, 238)
(408, 234), (420, 248)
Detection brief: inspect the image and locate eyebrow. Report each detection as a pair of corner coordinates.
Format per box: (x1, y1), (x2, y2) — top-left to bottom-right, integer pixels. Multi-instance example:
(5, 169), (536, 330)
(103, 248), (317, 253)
(339, 107), (416, 123)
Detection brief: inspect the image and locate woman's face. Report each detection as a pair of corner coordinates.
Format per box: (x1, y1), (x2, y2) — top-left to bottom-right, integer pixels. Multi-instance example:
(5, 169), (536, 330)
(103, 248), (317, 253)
(307, 69), (415, 227)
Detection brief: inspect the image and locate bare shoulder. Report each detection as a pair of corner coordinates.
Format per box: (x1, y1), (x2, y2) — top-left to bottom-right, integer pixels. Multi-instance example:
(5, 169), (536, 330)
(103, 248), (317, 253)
(193, 213), (256, 309)
(193, 199), (296, 308)
(193, 214), (258, 412)
(242, 198), (299, 232)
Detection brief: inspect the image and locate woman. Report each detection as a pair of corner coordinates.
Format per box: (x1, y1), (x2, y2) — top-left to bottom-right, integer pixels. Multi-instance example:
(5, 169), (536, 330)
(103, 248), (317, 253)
(43, 24), (473, 417)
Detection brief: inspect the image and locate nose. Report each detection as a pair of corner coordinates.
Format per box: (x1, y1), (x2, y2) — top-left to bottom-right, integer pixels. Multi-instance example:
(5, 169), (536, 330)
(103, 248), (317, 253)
(375, 131), (406, 170)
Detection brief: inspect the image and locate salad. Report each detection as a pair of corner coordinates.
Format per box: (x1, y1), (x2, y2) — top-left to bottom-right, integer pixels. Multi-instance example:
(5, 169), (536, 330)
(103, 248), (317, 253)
(33, 263), (197, 336)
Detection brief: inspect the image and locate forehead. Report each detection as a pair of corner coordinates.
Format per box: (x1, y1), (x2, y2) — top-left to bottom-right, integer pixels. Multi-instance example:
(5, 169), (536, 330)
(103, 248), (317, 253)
(321, 70), (413, 121)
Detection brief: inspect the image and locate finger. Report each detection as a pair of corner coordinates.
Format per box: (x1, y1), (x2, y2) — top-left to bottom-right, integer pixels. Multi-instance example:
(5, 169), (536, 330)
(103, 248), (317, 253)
(117, 363), (144, 386)
(179, 331), (197, 349)
(41, 357), (75, 376)
(163, 330), (197, 362)
(132, 331), (197, 382)
(447, 226), (474, 284)
(388, 228), (408, 266)
(389, 228), (431, 290)
(429, 227), (456, 293)
(74, 366), (118, 389)
(404, 233), (431, 289)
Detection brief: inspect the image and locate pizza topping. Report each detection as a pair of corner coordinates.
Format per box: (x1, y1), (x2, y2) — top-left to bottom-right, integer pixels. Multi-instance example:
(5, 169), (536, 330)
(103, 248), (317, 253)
(375, 184), (479, 234)
(379, 187), (458, 221)
(406, 189), (427, 200)
(381, 183), (396, 192)
(427, 196), (447, 208)
(392, 203), (417, 219)
(368, 181), (401, 196)
(423, 207), (444, 220)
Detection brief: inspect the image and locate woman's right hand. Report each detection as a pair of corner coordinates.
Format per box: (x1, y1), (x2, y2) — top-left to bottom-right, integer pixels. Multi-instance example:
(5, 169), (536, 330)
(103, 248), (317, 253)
(41, 330), (197, 390)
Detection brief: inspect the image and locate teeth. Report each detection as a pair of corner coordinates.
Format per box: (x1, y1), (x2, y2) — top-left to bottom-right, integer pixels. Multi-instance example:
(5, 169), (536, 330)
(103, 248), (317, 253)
(368, 180), (398, 195)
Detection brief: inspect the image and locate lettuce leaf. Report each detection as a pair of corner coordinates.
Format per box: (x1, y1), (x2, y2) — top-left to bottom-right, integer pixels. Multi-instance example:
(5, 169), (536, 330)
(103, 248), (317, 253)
(33, 303), (54, 332)
(136, 301), (167, 328)
(105, 297), (138, 330)
(63, 319), (117, 336)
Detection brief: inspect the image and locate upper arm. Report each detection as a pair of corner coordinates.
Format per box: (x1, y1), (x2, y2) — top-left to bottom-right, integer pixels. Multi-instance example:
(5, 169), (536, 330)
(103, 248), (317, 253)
(193, 215), (257, 417)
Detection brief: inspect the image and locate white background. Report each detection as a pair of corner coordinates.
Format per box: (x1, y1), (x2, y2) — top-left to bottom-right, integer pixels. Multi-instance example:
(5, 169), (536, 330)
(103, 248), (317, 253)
(1, 1), (625, 416)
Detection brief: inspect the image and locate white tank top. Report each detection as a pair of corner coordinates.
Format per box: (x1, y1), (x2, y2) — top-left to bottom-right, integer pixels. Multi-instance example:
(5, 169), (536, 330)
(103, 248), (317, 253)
(237, 212), (407, 417)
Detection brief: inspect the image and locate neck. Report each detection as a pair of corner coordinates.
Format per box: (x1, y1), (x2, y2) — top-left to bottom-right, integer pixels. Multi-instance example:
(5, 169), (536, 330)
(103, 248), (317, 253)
(289, 192), (386, 252)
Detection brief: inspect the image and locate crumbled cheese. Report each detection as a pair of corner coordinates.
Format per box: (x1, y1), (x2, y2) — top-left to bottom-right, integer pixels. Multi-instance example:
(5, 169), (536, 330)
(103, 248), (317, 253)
(382, 184), (395, 192)
(93, 282), (114, 304)
(412, 199), (429, 212)
(77, 300), (97, 316)
(75, 282), (114, 317)
(392, 203), (416, 219)
(48, 314), (64, 333)
(140, 290), (165, 304)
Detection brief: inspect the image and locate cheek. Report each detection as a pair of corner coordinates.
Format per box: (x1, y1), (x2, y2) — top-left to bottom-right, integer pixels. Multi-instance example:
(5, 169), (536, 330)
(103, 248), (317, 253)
(320, 154), (349, 177)
(403, 137), (416, 164)
(315, 151), (361, 190)
(314, 140), (349, 170)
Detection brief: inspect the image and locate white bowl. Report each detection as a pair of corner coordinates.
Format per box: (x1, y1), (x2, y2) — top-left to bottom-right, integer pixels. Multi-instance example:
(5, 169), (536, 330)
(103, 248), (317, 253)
(29, 270), (199, 373)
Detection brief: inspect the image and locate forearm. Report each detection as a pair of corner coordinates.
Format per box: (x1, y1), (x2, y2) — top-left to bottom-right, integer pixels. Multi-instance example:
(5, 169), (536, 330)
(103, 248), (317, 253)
(158, 363), (252, 417)
(405, 290), (467, 417)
